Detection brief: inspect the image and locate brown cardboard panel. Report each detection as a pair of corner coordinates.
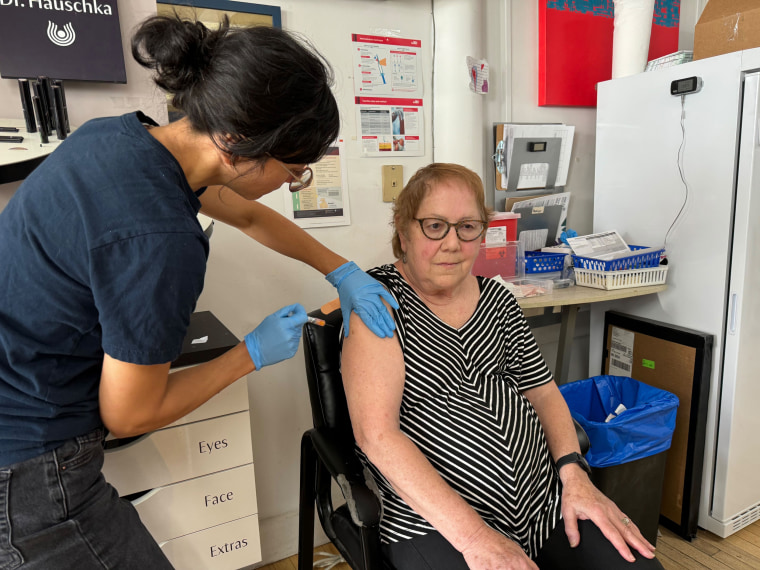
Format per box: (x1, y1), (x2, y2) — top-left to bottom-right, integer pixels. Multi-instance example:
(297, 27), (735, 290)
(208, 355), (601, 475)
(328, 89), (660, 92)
(605, 328), (696, 524)
(494, 123), (506, 190)
(694, 0), (760, 60)
(601, 311), (712, 541)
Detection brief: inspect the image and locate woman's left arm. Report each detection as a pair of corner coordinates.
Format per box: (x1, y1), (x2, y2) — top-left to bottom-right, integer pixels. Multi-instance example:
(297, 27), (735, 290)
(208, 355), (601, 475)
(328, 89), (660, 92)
(524, 382), (656, 561)
(198, 186), (398, 337)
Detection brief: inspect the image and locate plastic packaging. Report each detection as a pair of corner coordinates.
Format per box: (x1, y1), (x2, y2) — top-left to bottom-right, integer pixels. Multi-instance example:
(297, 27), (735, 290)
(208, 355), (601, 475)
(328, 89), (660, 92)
(497, 277), (553, 299)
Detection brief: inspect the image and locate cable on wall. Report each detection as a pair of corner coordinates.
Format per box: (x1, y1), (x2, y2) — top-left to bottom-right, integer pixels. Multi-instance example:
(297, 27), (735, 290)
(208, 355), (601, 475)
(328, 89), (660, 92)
(664, 94), (690, 247)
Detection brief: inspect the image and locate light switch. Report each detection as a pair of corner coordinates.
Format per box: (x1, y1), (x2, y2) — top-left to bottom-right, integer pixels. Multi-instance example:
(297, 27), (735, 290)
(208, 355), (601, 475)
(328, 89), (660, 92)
(382, 165), (403, 202)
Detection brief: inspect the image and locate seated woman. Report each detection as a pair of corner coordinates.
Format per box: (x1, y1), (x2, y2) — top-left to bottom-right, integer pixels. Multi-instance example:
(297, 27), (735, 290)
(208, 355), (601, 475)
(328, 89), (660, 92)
(341, 163), (664, 570)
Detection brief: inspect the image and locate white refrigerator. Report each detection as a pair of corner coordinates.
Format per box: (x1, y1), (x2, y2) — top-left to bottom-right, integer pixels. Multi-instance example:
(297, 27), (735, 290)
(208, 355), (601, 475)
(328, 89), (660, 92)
(590, 47), (760, 538)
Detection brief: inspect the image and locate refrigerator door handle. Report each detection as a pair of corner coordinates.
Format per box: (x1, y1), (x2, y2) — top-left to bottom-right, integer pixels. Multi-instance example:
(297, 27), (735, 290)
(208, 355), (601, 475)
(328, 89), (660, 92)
(729, 292), (739, 335)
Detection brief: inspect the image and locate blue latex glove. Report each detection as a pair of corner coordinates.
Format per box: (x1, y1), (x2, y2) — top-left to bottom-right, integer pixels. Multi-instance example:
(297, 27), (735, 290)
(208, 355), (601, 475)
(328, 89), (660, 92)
(560, 229), (578, 246)
(245, 303), (308, 370)
(325, 261), (399, 338)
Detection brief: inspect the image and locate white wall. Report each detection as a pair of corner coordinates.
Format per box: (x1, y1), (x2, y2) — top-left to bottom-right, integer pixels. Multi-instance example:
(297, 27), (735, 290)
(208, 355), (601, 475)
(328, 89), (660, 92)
(0, 0), (704, 566)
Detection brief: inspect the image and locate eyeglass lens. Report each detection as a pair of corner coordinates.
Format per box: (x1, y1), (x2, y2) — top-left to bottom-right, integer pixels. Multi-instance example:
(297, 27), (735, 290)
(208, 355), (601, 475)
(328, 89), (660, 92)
(273, 157), (313, 192)
(291, 167), (313, 190)
(418, 218), (486, 241)
(288, 166), (313, 192)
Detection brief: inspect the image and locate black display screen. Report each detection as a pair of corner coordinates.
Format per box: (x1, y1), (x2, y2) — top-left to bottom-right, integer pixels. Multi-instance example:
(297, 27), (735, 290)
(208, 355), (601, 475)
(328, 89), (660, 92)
(0, 0), (126, 83)
(677, 79), (693, 92)
(671, 77), (702, 96)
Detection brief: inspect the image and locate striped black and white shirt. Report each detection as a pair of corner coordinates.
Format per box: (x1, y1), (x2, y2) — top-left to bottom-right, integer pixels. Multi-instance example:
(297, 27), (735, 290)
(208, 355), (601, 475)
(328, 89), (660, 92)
(357, 264), (562, 558)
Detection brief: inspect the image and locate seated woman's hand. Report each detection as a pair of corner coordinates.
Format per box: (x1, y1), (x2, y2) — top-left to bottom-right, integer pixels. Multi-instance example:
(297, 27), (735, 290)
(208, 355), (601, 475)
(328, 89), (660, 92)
(559, 465), (657, 563)
(460, 525), (538, 570)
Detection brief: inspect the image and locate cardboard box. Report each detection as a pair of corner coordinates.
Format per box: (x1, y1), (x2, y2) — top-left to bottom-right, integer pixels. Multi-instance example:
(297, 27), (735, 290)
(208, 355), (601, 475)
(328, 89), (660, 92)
(694, 0), (760, 60)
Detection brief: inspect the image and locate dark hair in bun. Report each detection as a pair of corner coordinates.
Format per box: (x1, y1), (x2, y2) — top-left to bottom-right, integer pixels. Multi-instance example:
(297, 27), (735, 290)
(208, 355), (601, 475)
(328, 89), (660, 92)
(131, 14), (339, 165)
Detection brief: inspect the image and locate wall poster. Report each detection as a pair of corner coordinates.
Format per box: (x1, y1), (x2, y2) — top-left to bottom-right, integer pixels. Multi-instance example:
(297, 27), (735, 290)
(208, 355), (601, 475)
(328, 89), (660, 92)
(283, 140), (350, 229)
(351, 33), (425, 156)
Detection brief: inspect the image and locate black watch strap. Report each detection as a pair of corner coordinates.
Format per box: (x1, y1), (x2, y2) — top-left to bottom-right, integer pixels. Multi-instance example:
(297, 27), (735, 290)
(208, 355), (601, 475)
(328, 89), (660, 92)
(555, 452), (591, 475)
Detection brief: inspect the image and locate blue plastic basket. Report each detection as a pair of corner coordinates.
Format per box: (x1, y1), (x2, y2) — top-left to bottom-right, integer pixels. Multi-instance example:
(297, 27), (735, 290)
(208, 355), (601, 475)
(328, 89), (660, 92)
(525, 251), (567, 273)
(571, 246), (664, 272)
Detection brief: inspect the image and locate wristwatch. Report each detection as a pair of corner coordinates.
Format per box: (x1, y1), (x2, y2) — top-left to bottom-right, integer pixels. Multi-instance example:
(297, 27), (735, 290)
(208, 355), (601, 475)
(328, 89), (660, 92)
(555, 452), (591, 475)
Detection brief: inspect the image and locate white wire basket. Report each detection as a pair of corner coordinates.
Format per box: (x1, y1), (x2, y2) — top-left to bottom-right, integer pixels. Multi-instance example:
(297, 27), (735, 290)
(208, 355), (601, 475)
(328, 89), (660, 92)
(574, 266), (668, 290)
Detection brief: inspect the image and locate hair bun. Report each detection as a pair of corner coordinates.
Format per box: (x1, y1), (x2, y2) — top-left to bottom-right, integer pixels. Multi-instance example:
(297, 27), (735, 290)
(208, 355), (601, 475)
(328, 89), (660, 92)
(131, 15), (225, 94)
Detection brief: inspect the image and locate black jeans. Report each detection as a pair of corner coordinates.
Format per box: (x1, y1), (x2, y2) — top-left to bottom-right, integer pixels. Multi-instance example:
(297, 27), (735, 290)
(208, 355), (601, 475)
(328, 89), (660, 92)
(383, 520), (665, 570)
(0, 428), (173, 569)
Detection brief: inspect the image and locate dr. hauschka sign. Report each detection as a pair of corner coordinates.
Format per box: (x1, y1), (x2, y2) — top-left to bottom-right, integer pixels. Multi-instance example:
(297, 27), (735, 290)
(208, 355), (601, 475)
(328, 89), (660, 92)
(0, 0), (127, 82)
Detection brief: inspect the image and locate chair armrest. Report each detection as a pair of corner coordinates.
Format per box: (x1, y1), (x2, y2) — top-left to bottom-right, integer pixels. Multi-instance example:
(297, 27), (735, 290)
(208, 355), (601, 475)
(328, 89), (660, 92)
(573, 418), (590, 456)
(309, 428), (382, 527)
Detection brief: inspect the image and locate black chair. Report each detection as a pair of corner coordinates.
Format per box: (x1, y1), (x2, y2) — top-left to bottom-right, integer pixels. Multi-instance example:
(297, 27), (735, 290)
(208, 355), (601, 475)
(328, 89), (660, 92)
(298, 304), (387, 570)
(298, 304), (590, 570)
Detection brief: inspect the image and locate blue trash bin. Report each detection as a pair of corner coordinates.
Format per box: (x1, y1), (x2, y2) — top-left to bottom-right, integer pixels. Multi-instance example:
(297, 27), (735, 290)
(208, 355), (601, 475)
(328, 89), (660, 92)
(559, 375), (679, 544)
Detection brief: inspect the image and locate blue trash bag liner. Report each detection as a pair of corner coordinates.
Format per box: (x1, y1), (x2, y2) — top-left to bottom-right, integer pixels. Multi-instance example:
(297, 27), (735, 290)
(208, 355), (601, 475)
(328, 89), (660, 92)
(558, 375), (679, 468)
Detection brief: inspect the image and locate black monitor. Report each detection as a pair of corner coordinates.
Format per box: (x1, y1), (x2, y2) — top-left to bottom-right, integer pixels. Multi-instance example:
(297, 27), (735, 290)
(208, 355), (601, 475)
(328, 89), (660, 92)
(0, 0), (126, 83)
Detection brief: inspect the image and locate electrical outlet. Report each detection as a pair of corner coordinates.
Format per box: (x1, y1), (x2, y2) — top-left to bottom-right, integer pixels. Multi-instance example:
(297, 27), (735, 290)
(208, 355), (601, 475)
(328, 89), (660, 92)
(382, 165), (403, 202)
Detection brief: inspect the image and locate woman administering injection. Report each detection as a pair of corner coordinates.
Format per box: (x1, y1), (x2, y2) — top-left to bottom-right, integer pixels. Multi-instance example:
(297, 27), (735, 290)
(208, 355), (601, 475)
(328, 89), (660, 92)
(0, 14), (395, 567)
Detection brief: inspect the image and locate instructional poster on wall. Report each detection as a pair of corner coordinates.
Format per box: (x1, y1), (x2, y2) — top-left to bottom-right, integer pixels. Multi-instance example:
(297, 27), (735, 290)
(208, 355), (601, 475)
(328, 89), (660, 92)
(351, 33), (425, 157)
(355, 96), (424, 157)
(283, 140), (351, 229)
(351, 34), (423, 97)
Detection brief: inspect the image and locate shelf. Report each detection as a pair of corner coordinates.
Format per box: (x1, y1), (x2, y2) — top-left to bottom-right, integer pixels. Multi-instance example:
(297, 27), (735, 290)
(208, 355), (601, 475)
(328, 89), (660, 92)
(0, 118), (70, 184)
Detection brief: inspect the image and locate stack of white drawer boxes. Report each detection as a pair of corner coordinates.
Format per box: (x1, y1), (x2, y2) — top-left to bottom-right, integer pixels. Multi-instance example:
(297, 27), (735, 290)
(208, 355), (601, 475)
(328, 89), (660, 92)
(102, 313), (261, 569)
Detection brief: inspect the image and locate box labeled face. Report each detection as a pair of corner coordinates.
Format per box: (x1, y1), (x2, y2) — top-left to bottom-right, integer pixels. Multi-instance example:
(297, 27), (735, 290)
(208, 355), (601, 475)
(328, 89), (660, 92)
(133, 463), (258, 543)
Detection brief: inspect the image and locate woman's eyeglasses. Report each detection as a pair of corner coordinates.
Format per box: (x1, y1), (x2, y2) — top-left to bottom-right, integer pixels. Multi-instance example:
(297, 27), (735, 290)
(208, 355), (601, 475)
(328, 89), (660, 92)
(414, 218), (487, 242)
(275, 161), (314, 193)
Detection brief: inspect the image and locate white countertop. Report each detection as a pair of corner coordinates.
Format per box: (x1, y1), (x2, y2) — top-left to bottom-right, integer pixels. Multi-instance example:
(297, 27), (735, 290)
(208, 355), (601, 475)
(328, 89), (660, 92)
(0, 118), (70, 168)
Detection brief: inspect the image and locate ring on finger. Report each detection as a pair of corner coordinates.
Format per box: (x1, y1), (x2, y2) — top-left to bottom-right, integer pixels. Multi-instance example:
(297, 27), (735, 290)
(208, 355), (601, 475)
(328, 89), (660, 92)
(621, 517), (631, 526)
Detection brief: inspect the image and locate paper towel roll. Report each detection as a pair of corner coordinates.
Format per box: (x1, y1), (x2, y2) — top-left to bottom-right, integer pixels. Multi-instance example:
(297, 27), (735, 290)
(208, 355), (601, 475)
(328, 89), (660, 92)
(612, 0), (655, 78)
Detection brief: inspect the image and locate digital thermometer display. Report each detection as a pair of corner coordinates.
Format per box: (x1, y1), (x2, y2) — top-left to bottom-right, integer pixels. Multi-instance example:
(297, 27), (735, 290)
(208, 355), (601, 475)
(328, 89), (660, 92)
(671, 76), (703, 96)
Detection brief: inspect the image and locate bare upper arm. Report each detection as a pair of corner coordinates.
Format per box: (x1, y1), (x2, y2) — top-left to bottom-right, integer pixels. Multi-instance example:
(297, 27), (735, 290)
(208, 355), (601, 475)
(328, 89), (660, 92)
(521, 380), (558, 410)
(99, 353), (171, 437)
(341, 305), (406, 447)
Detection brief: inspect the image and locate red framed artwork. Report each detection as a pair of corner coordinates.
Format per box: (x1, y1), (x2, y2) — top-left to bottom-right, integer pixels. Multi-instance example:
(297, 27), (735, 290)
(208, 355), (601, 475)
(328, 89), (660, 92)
(539, 0), (680, 107)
